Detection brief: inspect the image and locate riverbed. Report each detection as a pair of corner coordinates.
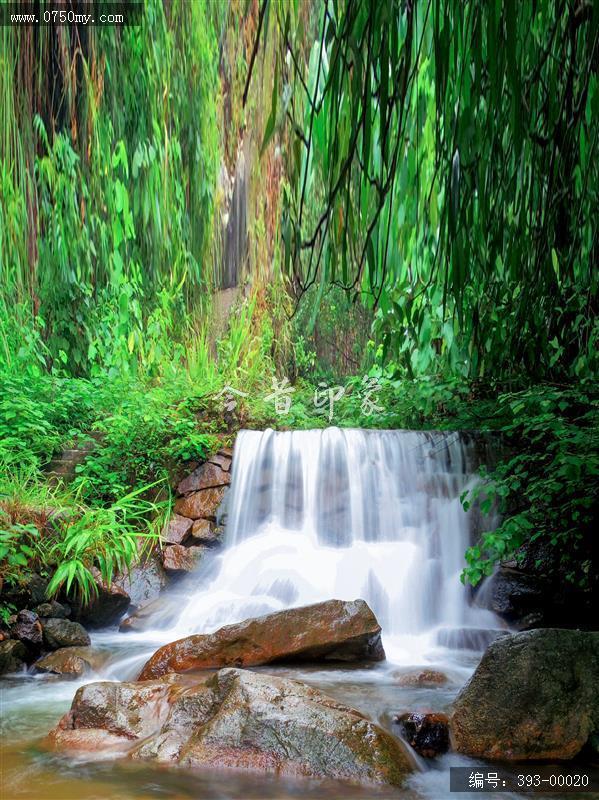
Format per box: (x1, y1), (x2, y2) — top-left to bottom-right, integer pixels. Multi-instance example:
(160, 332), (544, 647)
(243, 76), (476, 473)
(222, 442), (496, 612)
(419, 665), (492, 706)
(0, 636), (571, 800)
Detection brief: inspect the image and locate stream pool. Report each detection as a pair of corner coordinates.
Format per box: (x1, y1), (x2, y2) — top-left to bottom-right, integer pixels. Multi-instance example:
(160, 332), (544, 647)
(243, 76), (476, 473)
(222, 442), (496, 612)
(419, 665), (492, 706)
(1, 638), (585, 800)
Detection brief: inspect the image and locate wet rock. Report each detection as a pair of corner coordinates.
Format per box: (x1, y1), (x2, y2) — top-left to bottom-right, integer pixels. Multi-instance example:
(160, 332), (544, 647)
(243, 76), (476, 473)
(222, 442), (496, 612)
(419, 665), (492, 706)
(189, 518), (221, 546)
(75, 568), (130, 628)
(174, 487), (226, 521)
(161, 544), (205, 575)
(394, 712), (450, 758)
(49, 668), (413, 786)
(42, 618), (91, 649)
(0, 639), (27, 674)
(177, 462), (231, 495)
(12, 609), (43, 650)
(451, 628), (599, 760)
(481, 541), (598, 630)
(34, 646), (109, 678)
(26, 573), (49, 605)
(138, 598), (385, 680)
(119, 595), (182, 633)
(488, 567), (548, 625)
(114, 554), (167, 610)
(161, 514), (193, 545)
(48, 676), (178, 748)
(34, 600), (70, 619)
(394, 669), (449, 688)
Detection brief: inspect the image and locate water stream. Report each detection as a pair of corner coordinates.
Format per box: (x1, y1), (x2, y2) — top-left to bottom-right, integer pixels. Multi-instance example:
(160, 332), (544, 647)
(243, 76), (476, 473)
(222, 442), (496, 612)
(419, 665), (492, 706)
(1, 428), (547, 799)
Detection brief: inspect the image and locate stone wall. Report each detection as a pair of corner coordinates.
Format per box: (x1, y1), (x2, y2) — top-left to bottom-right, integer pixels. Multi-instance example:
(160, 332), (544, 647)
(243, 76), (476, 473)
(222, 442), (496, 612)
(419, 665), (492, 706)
(160, 447), (232, 577)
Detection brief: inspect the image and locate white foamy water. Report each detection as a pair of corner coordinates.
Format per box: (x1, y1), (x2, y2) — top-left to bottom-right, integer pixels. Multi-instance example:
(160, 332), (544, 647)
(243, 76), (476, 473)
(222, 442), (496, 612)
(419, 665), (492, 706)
(101, 427), (502, 675)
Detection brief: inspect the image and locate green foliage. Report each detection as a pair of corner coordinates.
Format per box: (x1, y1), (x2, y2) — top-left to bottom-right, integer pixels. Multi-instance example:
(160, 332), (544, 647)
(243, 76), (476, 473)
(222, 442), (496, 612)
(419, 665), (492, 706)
(0, 0), (221, 377)
(0, 372), (98, 468)
(0, 522), (41, 579)
(1, 0), (596, 608)
(292, 284), (373, 381)
(46, 485), (166, 605)
(273, 0), (598, 381)
(0, 467), (167, 605)
(0, 602), (16, 625)
(75, 381), (218, 504)
(462, 383), (598, 589)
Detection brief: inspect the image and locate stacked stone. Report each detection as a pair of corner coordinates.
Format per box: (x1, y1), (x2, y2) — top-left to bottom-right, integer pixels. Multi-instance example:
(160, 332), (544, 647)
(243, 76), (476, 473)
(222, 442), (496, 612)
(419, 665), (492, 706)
(160, 448), (232, 575)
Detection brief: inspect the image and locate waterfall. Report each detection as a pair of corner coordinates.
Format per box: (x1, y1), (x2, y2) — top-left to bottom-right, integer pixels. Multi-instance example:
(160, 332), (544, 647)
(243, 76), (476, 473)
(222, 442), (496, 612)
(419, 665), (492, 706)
(126, 428), (501, 667)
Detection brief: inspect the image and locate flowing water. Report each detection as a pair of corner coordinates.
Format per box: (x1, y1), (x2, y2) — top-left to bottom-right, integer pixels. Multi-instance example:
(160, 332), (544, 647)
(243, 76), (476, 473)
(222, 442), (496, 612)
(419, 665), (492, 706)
(1, 428), (559, 800)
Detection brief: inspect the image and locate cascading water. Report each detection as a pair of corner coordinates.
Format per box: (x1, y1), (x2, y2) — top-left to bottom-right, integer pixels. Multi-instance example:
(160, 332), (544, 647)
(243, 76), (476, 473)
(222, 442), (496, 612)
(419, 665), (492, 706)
(108, 427), (501, 674)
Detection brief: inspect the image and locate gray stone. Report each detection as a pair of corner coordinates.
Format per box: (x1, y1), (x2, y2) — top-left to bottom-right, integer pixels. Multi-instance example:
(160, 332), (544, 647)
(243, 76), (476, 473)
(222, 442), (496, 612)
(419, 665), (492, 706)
(114, 554), (167, 610)
(0, 639), (27, 674)
(34, 600), (70, 619)
(12, 609), (43, 650)
(451, 628), (599, 760)
(43, 618), (91, 649)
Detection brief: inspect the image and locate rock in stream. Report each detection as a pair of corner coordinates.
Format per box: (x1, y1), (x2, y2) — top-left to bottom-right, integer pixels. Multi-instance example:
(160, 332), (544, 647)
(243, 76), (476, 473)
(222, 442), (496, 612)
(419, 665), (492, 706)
(137, 598), (385, 680)
(451, 628), (599, 760)
(48, 667), (414, 786)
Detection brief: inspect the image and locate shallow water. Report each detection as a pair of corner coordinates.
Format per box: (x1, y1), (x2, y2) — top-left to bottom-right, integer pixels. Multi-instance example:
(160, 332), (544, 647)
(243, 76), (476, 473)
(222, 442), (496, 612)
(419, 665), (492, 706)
(0, 655), (493, 800)
(4, 647), (583, 800)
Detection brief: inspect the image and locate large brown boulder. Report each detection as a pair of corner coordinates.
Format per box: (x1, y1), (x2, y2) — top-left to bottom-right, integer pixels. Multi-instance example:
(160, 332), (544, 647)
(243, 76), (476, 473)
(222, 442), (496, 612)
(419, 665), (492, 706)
(173, 487), (226, 521)
(48, 668), (413, 786)
(138, 599), (384, 680)
(451, 628), (599, 760)
(34, 646), (109, 678)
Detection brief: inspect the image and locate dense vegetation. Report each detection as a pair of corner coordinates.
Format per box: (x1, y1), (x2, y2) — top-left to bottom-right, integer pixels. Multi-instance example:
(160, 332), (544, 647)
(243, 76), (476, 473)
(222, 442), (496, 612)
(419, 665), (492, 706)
(0, 0), (597, 613)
